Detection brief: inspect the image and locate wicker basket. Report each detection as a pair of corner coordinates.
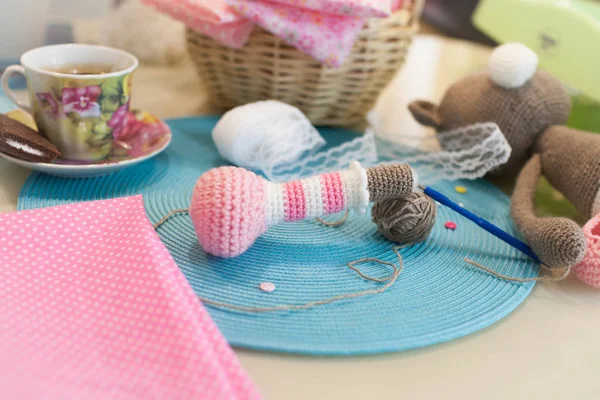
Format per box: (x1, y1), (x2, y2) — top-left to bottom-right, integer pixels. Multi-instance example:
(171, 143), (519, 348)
(186, 0), (423, 128)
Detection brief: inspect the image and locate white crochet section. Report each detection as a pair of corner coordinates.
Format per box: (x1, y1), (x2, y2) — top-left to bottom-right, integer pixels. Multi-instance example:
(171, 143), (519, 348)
(265, 181), (285, 227)
(410, 167), (419, 192)
(348, 161), (369, 214)
(212, 101), (326, 174)
(301, 175), (325, 219)
(339, 168), (363, 214)
(376, 122), (512, 185)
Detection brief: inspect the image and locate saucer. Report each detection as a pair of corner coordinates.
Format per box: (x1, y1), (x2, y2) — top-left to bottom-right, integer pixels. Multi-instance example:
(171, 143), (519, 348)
(0, 109), (171, 178)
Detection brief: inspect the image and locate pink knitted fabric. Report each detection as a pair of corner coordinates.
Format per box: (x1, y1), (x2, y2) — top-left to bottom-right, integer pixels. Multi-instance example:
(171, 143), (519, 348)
(573, 214), (600, 288)
(190, 167), (267, 258)
(283, 180), (306, 222)
(320, 172), (346, 214)
(190, 165), (370, 257)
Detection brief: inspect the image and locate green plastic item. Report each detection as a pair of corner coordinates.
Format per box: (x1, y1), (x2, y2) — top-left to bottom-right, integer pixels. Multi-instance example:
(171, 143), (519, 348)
(568, 92), (600, 133)
(473, 0), (600, 104)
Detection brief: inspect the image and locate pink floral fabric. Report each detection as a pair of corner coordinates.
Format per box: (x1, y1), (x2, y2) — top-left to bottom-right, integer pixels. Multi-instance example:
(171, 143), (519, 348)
(265, 0), (393, 17)
(0, 196), (262, 400)
(142, 0), (254, 48)
(228, 0), (365, 67)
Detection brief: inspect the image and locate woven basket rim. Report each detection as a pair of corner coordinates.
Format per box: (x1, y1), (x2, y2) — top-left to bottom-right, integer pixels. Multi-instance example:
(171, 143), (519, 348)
(185, 0), (423, 127)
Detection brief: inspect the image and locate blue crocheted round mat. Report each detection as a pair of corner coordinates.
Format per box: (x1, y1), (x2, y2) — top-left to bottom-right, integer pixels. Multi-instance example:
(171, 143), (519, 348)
(18, 116), (538, 355)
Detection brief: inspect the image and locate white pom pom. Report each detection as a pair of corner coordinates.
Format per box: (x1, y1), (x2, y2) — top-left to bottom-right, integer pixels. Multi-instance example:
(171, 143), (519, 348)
(488, 43), (539, 89)
(212, 101), (325, 170)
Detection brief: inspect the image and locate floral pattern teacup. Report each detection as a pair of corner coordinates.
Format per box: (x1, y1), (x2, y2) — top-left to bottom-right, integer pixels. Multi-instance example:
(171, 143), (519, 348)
(1, 44), (138, 162)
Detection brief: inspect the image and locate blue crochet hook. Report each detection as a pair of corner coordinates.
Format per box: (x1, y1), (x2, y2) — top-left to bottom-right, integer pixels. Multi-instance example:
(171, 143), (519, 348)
(422, 186), (541, 264)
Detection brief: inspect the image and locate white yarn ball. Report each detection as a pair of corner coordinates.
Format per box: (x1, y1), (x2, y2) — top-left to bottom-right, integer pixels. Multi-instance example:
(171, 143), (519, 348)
(488, 43), (539, 89)
(212, 101), (325, 170)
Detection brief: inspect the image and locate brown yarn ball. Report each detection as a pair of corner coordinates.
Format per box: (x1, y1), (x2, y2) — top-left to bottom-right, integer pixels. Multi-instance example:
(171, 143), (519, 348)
(371, 192), (437, 245)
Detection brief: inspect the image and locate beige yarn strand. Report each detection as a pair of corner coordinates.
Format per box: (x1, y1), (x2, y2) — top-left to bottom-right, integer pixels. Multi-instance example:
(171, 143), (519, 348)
(316, 210), (349, 227)
(153, 210), (405, 313)
(196, 246), (405, 313)
(464, 259), (571, 282)
(153, 209), (189, 230)
(153, 209), (570, 292)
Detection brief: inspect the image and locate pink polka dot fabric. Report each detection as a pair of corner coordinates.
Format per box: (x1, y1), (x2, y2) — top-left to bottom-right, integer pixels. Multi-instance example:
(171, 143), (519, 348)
(0, 196), (261, 400)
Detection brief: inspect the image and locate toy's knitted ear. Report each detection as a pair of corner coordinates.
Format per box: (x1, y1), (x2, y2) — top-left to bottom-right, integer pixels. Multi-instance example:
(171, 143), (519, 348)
(408, 100), (442, 129)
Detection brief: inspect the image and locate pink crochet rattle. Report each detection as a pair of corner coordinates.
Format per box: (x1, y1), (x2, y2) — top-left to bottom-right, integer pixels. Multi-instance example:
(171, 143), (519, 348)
(190, 162), (417, 257)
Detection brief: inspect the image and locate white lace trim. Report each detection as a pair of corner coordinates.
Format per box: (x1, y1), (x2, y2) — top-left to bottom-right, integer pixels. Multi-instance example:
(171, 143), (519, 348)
(259, 122), (511, 188)
(375, 122), (511, 185)
(266, 130), (378, 182)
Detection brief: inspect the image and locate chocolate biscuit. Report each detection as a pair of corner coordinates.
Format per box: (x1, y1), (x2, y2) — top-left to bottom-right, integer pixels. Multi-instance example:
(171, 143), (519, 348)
(0, 114), (60, 163)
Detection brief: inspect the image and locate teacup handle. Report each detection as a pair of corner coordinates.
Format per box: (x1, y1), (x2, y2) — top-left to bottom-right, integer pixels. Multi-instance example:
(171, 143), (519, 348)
(1, 65), (31, 113)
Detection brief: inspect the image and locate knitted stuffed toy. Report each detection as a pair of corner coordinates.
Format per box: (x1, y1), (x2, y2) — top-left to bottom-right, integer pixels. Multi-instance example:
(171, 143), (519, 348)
(408, 43), (598, 272)
(190, 163), (417, 258)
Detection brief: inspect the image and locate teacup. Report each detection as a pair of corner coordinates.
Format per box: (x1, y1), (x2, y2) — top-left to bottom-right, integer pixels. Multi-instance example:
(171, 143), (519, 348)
(1, 44), (138, 162)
